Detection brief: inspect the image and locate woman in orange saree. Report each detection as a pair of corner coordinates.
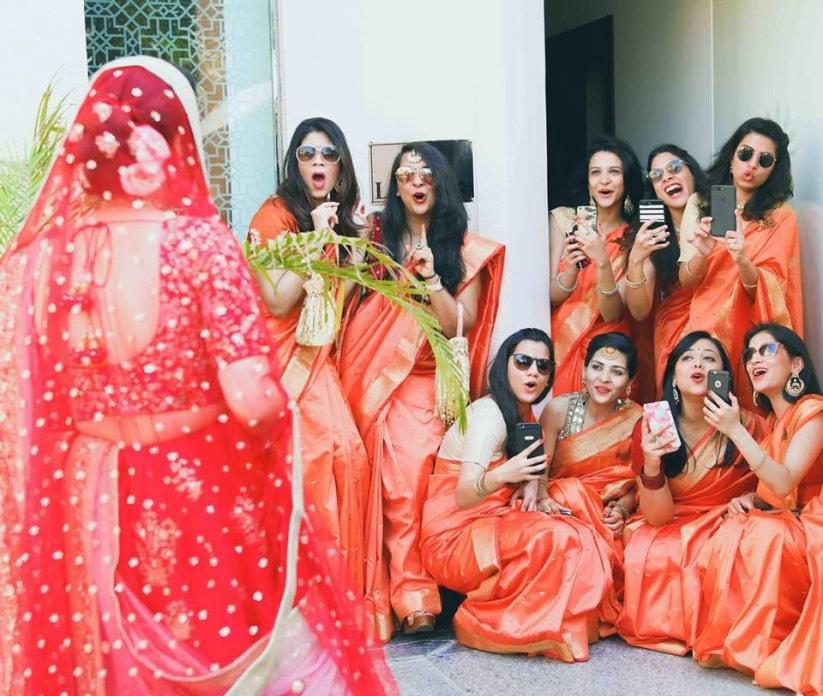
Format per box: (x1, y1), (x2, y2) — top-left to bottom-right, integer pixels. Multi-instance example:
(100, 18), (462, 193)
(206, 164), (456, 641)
(550, 135), (644, 396)
(248, 117), (369, 591)
(421, 329), (613, 661)
(538, 332), (642, 633)
(694, 324), (823, 689)
(339, 142), (504, 639)
(677, 118), (802, 410)
(0, 57), (394, 695)
(615, 332), (762, 654)
(623, 145), (708, 393)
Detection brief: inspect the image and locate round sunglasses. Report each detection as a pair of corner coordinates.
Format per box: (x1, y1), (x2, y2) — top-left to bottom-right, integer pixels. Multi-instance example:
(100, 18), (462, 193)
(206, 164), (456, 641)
(647, 158), (685, 182)
(395, 166), (434, 185)
(742, 341), (784, 363)
(736, 145), (776, 169)
(296, 144), (341, 164)
(512, 352), (554, 375)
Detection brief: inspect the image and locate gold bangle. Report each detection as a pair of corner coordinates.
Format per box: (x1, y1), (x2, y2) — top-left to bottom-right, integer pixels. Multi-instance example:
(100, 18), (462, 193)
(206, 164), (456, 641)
(596, 283), (619, 297)
(554, 273), (577, 293)
(474, 471), (492, 498)
(624, 273), (646, 289)
(741, 273), (758, 289)
(685, 256), (703, 279)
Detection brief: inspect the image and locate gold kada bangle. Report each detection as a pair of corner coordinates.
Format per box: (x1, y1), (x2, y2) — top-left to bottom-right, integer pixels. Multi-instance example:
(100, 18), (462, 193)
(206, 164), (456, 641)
(555, 273), (577, 293)
(624, 273), (646, 288)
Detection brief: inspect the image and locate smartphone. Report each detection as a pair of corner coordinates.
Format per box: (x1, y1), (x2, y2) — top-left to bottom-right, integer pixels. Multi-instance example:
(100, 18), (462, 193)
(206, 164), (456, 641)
(708, 369), (731, 404)
(643, 401), (682, 452)
(569, 205), (596, 270)
(638, 199), (666, 229)
(710, 185), (736, 237)
(513, 422), (545, 476)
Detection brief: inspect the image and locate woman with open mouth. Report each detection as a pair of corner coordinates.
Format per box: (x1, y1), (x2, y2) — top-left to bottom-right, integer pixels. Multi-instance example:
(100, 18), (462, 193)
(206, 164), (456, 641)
(338, 142), (504, 640)
(676, 118), (802, 411)
(615, 331), (764, 655)
(549, 135), (646, 398)
(420, 329), (613, 662)
(623, 144), (708, 394)
(694, 323), (823, 694)
(247, 117), (371, 596)
(535, 331), (642, 635)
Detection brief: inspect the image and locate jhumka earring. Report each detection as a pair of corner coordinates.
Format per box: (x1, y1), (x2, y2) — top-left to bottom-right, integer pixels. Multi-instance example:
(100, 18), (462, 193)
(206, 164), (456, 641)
(672, 379), (680, 405)
(786, 372), (806, 397)
(623, 196), (635, 218)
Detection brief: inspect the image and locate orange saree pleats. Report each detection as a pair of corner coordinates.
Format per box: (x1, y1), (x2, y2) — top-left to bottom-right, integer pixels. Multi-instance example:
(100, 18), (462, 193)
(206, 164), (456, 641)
(551, 224), (632, 395)
(249, 197), (369, 592)
(693, 396), (823, 678)
(420, 458), (613, 662)
(339, 235), (504, 640)
(652, 285), (694, 395)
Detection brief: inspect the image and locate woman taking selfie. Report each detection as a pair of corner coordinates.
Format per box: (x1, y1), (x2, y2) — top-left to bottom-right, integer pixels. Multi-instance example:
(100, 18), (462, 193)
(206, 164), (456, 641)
(248, 117), (370, 592)
(693, 324), (823, 693)
(677, 118), (802, 409)
(616, 332), (763, 654)
(549, 135), (644, 396)
(420, 329), (613, 662)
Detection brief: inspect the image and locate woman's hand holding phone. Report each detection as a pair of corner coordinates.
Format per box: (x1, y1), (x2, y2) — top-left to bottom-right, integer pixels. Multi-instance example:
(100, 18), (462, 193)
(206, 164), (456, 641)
(575, 223), (610, 268)
(563, 232), (587, 269)
(641, 408), (680, 466)
(703, 390), (742, 436)
(630, 219), (670, 264)
(491, 438), (547, 486)
(724, 209), (749, 263)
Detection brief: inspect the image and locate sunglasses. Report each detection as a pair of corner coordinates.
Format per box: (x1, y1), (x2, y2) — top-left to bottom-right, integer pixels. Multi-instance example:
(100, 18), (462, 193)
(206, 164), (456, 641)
(647, 158), (686, 182)
(736, 145), (776, 169)
(512, 353), (554, 376)
(742, 342), (783, 363)
(296, 144), (341, 164)
(395, 166), (434, 185)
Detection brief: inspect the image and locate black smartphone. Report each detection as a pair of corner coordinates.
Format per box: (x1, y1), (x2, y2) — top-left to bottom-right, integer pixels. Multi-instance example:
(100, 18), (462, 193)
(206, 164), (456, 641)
(513, 422), (545, 475)
(638, 199), (666, 229)
(710, 185), (736, 237)
(708, 369), (731, 404)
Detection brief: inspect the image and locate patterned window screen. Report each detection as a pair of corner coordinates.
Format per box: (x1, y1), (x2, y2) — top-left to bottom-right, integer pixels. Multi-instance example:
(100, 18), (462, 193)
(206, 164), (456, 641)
(84, 0), (280, 233)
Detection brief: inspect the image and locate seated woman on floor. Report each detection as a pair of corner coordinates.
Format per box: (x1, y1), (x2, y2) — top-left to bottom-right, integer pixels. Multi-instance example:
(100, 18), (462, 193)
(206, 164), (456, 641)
(420, 328), (614, 662)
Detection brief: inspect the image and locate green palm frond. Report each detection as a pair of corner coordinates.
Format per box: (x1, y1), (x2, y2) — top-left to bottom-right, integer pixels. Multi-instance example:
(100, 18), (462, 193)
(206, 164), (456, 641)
(0, 84), (67, 252)
(246, 229), (468, 430)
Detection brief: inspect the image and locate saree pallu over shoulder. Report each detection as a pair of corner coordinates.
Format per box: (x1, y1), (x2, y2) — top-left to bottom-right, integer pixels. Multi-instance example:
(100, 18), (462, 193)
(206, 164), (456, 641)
(616, 413), (762, 654)
(693, 395), (823, 677)
(551, 218), (631, 395)
(421, 457), (614, 662)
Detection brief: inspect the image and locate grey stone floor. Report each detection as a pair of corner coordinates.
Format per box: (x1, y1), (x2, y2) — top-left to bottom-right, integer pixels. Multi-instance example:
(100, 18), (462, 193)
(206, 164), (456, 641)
(385, 629), (790, 696)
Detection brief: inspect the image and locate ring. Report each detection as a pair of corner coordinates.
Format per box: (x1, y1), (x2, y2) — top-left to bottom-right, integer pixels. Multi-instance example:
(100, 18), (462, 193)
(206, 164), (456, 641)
(650, 435), (658, 443)
(414, 242), (424, 250)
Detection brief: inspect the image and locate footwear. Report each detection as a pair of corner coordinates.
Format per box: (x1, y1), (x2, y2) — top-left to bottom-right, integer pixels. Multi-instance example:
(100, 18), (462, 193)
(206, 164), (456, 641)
(402, 611), (436, 635)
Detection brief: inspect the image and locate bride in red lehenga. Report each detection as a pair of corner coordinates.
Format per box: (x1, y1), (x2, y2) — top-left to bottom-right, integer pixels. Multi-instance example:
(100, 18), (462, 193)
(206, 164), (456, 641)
(0, 56), (395, 695)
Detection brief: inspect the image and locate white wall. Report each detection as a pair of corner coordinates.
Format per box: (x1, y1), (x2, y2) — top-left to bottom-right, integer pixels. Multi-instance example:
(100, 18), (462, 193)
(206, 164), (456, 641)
(278, 0), (550, 345)
(0, 0), (88, 153)
(713, 0), (823, 367)
(545, 0), (714, 165)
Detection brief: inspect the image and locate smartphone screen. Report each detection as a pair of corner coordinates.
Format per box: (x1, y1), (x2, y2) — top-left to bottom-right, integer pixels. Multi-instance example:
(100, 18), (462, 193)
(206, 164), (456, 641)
(710, 185), (736, 237)
(708, 369), (731, 404)
(514, 422), (545, 475)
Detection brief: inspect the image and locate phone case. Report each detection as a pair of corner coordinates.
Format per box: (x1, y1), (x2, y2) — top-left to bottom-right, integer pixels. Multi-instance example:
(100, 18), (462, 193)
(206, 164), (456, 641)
(638, 199), (666, 224)
(643, 401), (682, 452)
(514, 422), (545, 474)
(708, 370), (731, 403)
(711, 185), (736, 237)
(576, 205), (597, 228)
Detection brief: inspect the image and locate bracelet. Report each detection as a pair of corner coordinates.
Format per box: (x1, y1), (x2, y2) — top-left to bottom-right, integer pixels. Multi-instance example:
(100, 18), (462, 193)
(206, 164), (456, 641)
(741, 273), (758, 289)
(611, 500), (630, 520)
(596, 283), (620, 297)
(685, 256), (704, 279)
(554, 273), (577, 293)
(750, 450), (768, 472)
(419, 270), (437, 281)
(624, 273), (646, 289)
(474, 471), (492, 498)
(426, 278), (444, 292)
(639, 467), (667, 490)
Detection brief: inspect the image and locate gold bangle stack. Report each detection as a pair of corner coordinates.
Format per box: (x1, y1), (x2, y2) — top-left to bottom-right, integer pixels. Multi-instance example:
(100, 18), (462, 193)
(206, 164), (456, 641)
(596, 283), (619, 297)
(474, 471), (492, 498)
(624, 273), (646, 289)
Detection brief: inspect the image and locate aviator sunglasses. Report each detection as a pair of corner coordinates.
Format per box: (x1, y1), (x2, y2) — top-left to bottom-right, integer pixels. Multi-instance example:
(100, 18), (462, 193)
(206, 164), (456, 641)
(512, 353), (554, 376)
(395, 166), (434, 185)
(736, 145), (776, 169)
(742, 342), (784, 364)
(647, 158), (685, 182)
(296, 144), (341, 164)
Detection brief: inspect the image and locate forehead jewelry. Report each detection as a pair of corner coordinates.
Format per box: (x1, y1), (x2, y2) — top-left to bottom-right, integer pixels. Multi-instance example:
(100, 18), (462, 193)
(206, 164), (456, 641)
(602, 347), (617, 356)
(407, 149), (422, 165)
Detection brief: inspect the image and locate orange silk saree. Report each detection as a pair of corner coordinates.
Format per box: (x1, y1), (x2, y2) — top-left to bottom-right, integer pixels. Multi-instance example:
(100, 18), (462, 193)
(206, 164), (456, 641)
(693, 395), (823, 680)
(683, 205), (802, 409)
(338, 234), (504, 640)
(420, 456), (613, 662)
(248, 196), (369, 591)
(616, 414), (761, 654)
(652, 285), (694, 394)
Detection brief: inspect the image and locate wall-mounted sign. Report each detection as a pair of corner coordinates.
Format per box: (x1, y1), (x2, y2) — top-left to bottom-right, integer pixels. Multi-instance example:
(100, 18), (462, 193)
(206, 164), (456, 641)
(368, 139), (474, 205)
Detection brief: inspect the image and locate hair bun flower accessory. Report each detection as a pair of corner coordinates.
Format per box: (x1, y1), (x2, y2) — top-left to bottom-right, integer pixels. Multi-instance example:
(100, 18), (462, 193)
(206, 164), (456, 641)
(119, 125), (171, 197)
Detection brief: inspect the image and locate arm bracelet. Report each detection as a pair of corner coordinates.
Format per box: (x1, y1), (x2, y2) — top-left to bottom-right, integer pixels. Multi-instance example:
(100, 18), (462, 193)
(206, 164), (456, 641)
(639, 468), (667, 490)
(596, 283), (620, 297)
(554, 273), (577, 293)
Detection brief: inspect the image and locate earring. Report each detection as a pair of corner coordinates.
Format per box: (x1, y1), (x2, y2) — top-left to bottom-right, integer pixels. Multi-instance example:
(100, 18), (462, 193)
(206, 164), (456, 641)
(786, 373), (805, 398)
(334, 177), (344, 193)
(753, 390), (762, 406)
(623, 196), (635, 218)
(672, 379), (680, 405)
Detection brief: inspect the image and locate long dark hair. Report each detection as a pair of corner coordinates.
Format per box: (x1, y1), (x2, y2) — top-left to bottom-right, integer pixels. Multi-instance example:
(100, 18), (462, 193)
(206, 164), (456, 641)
(743, 323), (822, 413)
(487, 328), (554, 458)
(644, 144), (708, 294)
(276, 116), (361, 239)
(585, 332), (638, 378)
(382, 142), (467, 294)
(660, 331), (737, 476)
(704, 117), (793, 221)
(563, 134), (644, 248)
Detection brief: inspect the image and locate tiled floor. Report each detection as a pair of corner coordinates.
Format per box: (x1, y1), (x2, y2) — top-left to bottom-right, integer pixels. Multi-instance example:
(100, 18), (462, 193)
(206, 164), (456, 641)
(385, 629), (788, 696)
